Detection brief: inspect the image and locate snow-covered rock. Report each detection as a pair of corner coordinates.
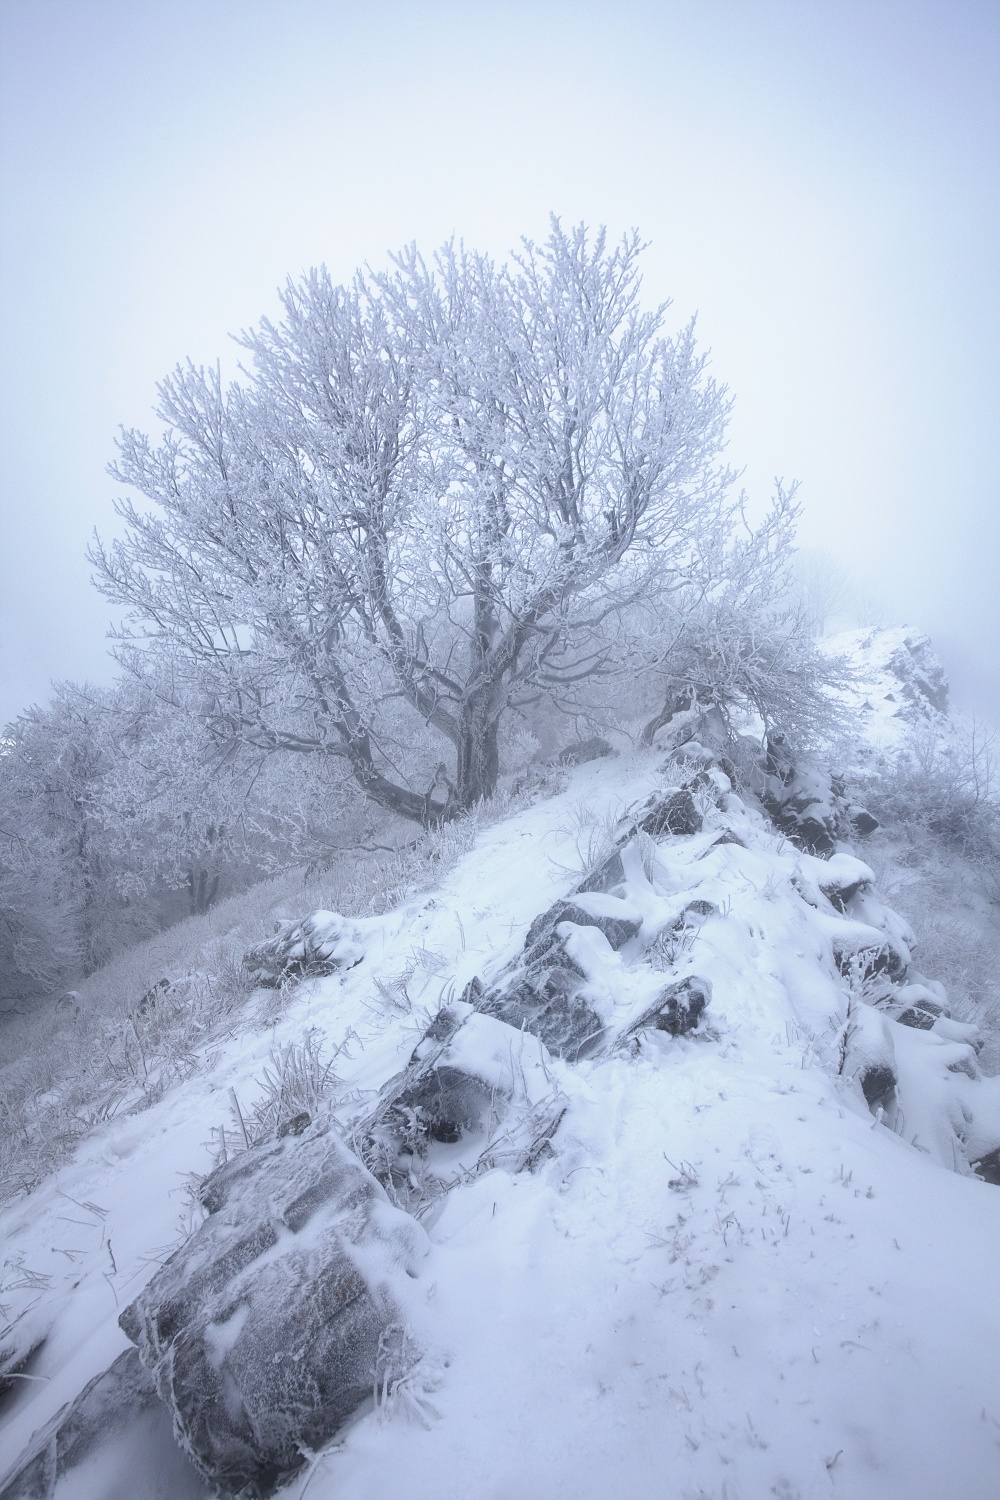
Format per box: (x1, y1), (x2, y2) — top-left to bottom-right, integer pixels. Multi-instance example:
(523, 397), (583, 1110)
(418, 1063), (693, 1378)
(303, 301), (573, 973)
(117, 1123), (426, 1497)
(556, 736), (615, 766)
(825, 625), (951, 746)
(2, 687), (1000, 1500)
(361, 1003), (565, 1207)
(242, 910), (364, 988)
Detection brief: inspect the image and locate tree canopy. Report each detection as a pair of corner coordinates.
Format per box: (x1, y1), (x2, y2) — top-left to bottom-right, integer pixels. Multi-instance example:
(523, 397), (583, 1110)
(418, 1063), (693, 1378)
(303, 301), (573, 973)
(93, 222), (766, 823)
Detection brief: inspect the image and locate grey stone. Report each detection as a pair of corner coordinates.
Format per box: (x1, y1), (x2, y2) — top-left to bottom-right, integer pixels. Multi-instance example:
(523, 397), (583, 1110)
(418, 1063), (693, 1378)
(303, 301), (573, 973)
(638, 788), (703, 838)
(575, 849), (626, 895)
(622, 976), (711, 1042)
(556, 737), (615, 766)
(360, 1005), (564, 1198)
(524, 898), (641, 958)
(479, 964), (604, 1061)
(893, 1001), (945, 1031)
(817, 876), (869, 914)
(972, 1147), (1000, 1187)
(832, 936), (908, 984)
(0, 1348), (204, 1500)
(860, 1064), (897, 1112)
(119, 1123), (423, 1498)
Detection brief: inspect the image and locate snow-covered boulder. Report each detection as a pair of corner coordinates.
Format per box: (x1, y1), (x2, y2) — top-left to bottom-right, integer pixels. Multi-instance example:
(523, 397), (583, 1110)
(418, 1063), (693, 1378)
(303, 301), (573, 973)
(821, 912), (911, 984)
(825, 626), (951, 737)
(841, 1002), (898, 1113)
(524, 891), (643, 957)
(478, 953), (605, 1061)
(575, 846), (627, 894)
(361, 1003), (565, 1203)
(636, 786), (703, 838)
(242, 910), (363, 988)
(118, 1123), (425, 1497)
(556, 736), (615, 765)
(621, 975), (712, 1043)
(886, 632), (950, 716)
(809, 851), (875, 911)
(0, 1348), (185, 1500)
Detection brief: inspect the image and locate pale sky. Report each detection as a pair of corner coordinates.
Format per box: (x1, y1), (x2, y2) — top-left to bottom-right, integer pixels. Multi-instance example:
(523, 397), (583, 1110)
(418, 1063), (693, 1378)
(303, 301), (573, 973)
(1, 0), (998, 724)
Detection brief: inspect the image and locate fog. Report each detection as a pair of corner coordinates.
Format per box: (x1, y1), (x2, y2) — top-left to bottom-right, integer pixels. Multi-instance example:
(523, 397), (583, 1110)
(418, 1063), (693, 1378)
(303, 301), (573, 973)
(1, 0), (997, 725)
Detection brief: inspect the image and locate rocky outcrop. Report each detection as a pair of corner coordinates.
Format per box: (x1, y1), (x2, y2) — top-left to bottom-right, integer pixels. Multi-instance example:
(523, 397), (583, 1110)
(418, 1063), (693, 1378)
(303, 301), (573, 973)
(524, 892), (643, 957)
(841, 1003), (898, 1115)
(886, 633), (949, 717)
(755, 737), (878, 855)
(972, 1147), (1000, 1186)
(637, 787), (703, 838)
(556, 736), (615, 766)
(0, 1349), (186, 1500)
(118, 1123), (425, 1498)
(360, 1002), (565, 1203)
(621, 976), (712, 1044)
(478, 955), (605, 1062)
(243, 911), (363, 988)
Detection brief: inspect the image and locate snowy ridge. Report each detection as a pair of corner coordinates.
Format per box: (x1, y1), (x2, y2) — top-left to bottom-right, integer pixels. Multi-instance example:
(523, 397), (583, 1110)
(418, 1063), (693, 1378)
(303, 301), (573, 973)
(826, 625), (952, 749)
(2, 731), (1000, 1497)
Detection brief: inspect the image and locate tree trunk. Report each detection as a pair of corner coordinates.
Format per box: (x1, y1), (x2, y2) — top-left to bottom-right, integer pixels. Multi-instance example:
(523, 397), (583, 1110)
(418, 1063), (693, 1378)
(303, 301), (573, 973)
(456, 695), (501, 809)
(640, 685), (697, 747)
(187, 867), (221, 916)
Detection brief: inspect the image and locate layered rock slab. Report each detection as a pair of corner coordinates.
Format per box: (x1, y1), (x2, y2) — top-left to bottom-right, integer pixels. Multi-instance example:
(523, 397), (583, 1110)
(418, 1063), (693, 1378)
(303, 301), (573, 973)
(118, 1124), (425, 1498)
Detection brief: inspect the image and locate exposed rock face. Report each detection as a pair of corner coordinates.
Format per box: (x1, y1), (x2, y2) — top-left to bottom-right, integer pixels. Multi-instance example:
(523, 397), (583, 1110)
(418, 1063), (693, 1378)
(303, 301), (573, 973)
(849, 806), (880, 837)
(0, 1348), (192, 1500)
(761, 763), (844, 855)
(638, 787), (703, 838)
(479, 960), (605, 1062)
(524, 893), (643, 957)
(118, 1124), (425, 1498)
(841, 1003), (898, 1117)
(894, 1003), (941, 1031)
(557, 736), (615, 766)
(887, 983), (950, 1031)
(972, 1147), (1000, 1186)
(361, 1003), (565, 1201)
(622, 976), (712, 1043)
(754, 737), (881, 856)
(812, 853), (873, 913)
(576, 848), (627, 894)
(833, 936), (911, 984)
(887, 633), (949, 716)
(0, 1306), (50, 1405)
(243, 911), (363, 988)
(459, 888), (646, 1061)
(831, 929), (910, 984)
(860, 1064), (897, 1112)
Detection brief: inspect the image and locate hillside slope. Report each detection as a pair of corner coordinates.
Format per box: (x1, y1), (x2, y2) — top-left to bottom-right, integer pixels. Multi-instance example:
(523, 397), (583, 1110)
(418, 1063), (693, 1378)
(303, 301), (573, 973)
(1, 647), (999, 1500)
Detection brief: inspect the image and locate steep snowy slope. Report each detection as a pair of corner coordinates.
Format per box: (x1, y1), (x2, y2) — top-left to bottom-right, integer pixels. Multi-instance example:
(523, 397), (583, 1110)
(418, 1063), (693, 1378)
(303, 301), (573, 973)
(2, 712), (999, 1498)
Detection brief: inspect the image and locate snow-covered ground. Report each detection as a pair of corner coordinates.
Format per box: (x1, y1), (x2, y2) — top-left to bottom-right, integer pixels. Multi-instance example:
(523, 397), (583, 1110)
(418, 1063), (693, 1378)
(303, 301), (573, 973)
(2, 635), (1000, 1500)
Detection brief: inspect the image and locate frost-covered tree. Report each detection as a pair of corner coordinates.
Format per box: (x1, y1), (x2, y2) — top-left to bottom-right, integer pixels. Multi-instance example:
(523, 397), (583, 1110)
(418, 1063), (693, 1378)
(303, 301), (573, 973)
(97, 659), (355, 911)
(0, 685), (135, 985)
(93, 221), (810, 825)
(0, 806), (77, 1001)
(634, 490), (847, 750)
